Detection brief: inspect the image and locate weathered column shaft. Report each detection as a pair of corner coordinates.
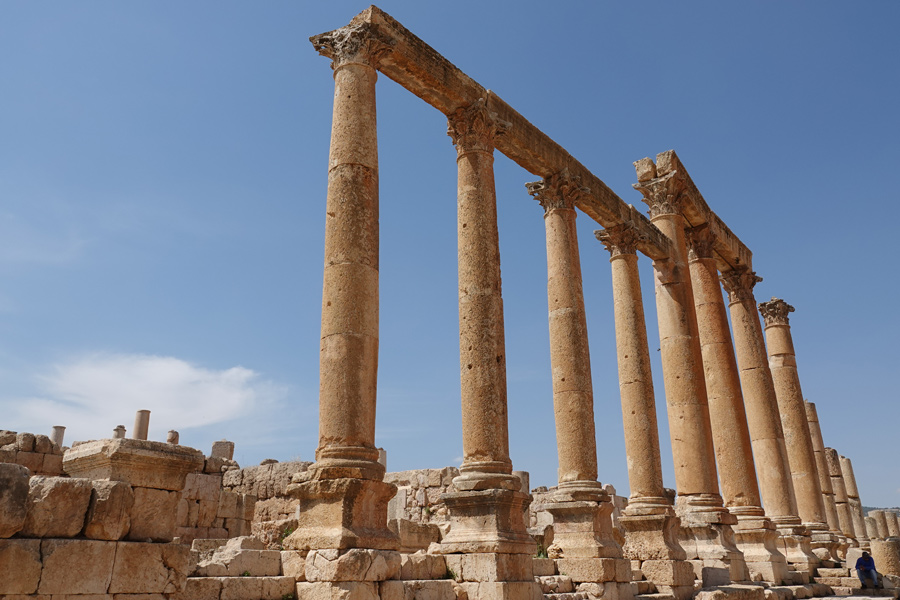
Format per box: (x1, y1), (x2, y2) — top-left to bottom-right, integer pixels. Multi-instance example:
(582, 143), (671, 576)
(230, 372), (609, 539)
(805, 402), (841, 536)
(448, 98), (517, 491)
(314, 24), (391, 479)
(720, 269), (798, 524)
(887, 512), (900, 538)
(50, 426), (66, 447)
(528, 173), (598, 486)
(686, 226), (761, 513)
(132, 410), (150, 441)
(825, 447), (856, 540)
(759, 299), (828, 530)
(872, 510), (890, 539)
(840, 456), (870, 545)
(597, 224), (666, 507)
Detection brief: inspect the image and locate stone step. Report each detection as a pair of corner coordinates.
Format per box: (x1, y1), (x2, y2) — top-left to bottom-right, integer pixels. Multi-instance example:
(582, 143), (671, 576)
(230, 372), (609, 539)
(543, 592), (592, 600)
(537, 575), (575, 594)
(832, 586), (900, 598)
(787, 571), (811, 585)
(818, 568), (852, 578)
(176, 576), (295, 600)
(816, 577), (852, 587)
(633, 594), (675, 600)
(381, 580), (459, 600)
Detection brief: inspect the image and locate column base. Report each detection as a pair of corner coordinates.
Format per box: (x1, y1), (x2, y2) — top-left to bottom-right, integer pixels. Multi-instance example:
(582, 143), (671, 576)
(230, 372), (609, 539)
(284, 476), (399, 551)
(639, 559), (697, 600)
(732, 515), (790, 584)
(439, 489), (535, 555)
(620, 508), (687, 561)
(536, 485), (623, 559)
(676, 497), (748, 586)
(774, 522), (819, 575)
(808, 525), (839, 562)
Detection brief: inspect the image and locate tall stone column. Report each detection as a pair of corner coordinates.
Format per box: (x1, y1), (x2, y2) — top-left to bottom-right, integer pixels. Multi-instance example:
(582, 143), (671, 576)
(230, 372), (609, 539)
(824, 448), (856, 547)
(720, 268), (818, 573)
(805, 402), (842, 541)
(285, 23), (399, 553)
(634, 159), (746, 586)
(686, 225), (787, 584)
(527, 175), (630, 591)
(597, 223), (694, 600)
(759, 298), (835, 562)
(439, 98), (534, 573)
(839, 456), (869, 549)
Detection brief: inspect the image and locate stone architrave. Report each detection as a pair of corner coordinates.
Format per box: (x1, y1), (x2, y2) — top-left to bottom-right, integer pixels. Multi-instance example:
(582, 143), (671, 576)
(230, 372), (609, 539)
(597, 222), (694, 600)
(438, 98), (533, 564)
(720, 268), (818, 574)
(686, 224), (787, 585)
(804, 402), (842, 541)
(839, 456), (869, 548)
(526, 173), (628, 585)
(284, 22), (400, 553)
(634, 157), (746, 586)
(759, 298), (836, 561)
(824, 448), (856, 544)
(63, 439), (204, 491)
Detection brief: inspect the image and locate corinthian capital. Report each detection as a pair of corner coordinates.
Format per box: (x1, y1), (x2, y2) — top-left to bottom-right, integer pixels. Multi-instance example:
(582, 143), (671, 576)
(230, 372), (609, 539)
(447, 98), (510, 156)
(310, 23), (394, 70)
(686, 224), (715, 261)
(758, 297), (795, 326)
(720, 267), (763, 304)
(633, 171), (686, 219)
(595, 222), (644, 257)
(525, 170), (590, 212)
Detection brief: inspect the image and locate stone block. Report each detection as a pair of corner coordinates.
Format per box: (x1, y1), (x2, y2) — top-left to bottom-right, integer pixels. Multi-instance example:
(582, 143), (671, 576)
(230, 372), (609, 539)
(241, 494), (257, 520)
(211, 440), (235, 460)
(306, 548), (402, 582)
(218, 489), (240, 519)
(84, 480), (135, 540)
(0, 446), (16, 464)
(532, 557), (556, 577)
(261, 576), (298, 599)
(198, 499), (218, 527)
(34, 434), (52, 454)
(641, 559), (696, 586)
(16, 451), (43, 473)
(536, 575), (575, 593)
(0, 463), (30, 538)
(444, 553), (531, 582)
(381, 580), (459, 600)
(0, 430), (16, 446)
(296, 581), (379, 600)
(282, 550), (307, 580)
(176, 498), (190, 525)
(555, 557), (621, 583)
(38, 539), (117, 594)
(21, 476), (93, 538)
(221, 576), (262, 600)
(63, 438), (205, 491)
(398, 552), (447, 580)
(184, 473), (223, 502)
(457, 581), (541, 600)
(0, 539), (41, 594)
(114, 595), (167, 600)
(16, 432), (35, 452)
(129, 486), (179, 542)
(695, 584), (766, 600)
(173, 577), (222, 600)
(109, 541), (191, 594)
(41, 453), (64, 475)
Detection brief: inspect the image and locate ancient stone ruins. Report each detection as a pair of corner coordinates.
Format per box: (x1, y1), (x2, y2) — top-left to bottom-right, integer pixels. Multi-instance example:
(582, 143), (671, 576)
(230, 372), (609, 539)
(0, 6), (896, 600)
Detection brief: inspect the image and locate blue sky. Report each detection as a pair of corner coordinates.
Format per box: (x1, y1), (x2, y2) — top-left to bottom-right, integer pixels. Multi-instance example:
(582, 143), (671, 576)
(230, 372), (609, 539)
(2, 2), (898, 508)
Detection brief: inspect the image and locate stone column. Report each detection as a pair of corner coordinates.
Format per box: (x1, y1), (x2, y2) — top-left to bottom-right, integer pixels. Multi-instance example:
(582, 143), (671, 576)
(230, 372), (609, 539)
(720, 268), (818, 573)
(113, 425), (126, 439)
(634, 159), (746, 586)
(872, 510), (890, 540)
(686, 225), (787, 584)
(824, 448), (856, 544)
(132, 410), (150, 441)
(285, 23), (399, 553)
(597, 222), (694, 600)
(438, 98), (534, 569)
(527, 174), (630, 592)
(887, 513), (900, 539)
(805, 402), (842, 540)
(839, 456), (869, 549)
(50, 426), (66, 447)
(759, 298), (835, 561)
(866, 517), (880, 541)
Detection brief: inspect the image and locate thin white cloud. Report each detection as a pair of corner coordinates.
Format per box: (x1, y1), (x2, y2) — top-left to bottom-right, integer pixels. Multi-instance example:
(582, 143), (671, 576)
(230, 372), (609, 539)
(10, 353), (287, 444)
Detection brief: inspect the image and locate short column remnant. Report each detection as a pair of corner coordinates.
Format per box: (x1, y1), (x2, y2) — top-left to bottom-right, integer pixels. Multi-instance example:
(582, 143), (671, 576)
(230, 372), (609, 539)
(112, 425), (126, 439)
(527, 173), (632, 597)
(886, 512), (900, 539)
(686, 225), (788, 585)
(50, 426), (66, 447)
(839, 456), (869, 549)
(437, 97), (538, 600)
(166, 430), (179, 445)
(865, 517), (880, 541)
(285, 20), (400, 562)
(132, 410), (150, 441)
(759, 298), (836, 563)
(597, 222), (695, 600)
(871, 510), (890, 540)
(805, 401), (844, 548)
(824, 448), (857, 548)
(634, 154), (747, 586)
(720, 268), (818, 575)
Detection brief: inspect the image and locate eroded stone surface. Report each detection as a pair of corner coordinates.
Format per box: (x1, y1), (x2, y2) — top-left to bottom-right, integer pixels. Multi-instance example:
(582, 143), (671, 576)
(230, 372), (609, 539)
(0, 463), (30, 538)
(21, 476), (93, 538)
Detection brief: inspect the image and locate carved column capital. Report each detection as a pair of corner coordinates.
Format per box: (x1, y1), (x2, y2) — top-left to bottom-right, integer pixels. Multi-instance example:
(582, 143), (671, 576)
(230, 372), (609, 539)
(720, 267), (763, 304)
(758, 297), (795, 326)
(685, 224), (715, 261)
(633, 171), (686, 219)
(525, 170), (590, 212)
(447, 98), (510, 156)
(310, 23), (395, 70)
(595, 222), (644, 257)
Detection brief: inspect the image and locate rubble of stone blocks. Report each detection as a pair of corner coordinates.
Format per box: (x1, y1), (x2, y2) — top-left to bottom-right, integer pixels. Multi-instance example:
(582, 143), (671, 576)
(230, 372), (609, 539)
(0, 430), (65, 476)
(383, 467), (459, 552)
(223, 459), (313, 548)
(176, 471), (257, 544)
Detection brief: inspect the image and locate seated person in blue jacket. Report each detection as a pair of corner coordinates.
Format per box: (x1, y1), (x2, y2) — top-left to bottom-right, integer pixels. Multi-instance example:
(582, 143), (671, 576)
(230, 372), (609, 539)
(856, 551), (881, 588)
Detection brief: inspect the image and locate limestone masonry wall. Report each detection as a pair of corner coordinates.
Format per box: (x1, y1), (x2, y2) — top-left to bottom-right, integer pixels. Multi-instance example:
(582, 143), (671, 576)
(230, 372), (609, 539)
(0, 429), (65, 476)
